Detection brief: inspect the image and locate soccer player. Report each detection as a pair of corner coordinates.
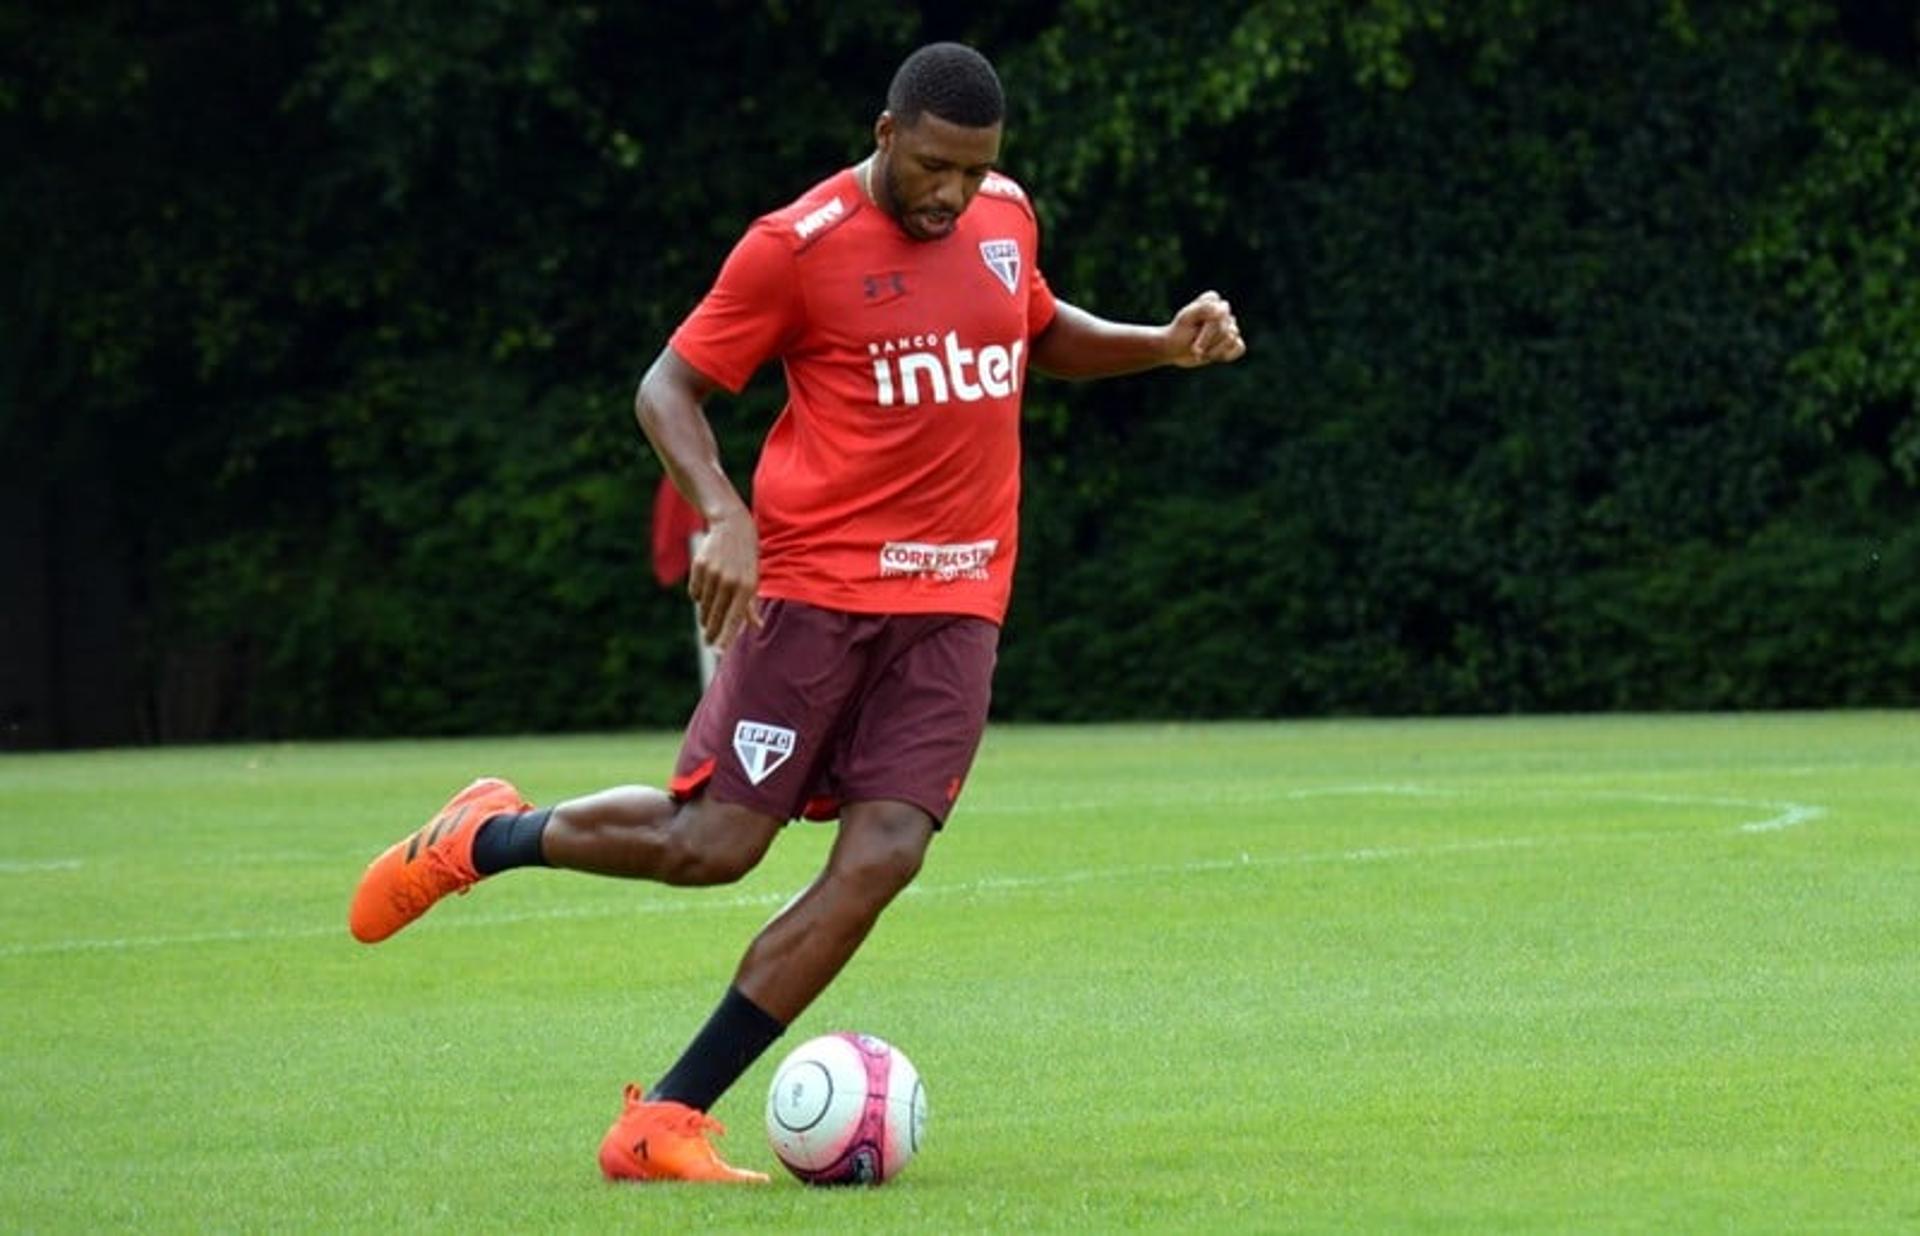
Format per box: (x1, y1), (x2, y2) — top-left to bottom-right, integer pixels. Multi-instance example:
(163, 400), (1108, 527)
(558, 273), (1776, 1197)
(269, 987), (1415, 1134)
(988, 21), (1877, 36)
(348, 42), (1246, 1183)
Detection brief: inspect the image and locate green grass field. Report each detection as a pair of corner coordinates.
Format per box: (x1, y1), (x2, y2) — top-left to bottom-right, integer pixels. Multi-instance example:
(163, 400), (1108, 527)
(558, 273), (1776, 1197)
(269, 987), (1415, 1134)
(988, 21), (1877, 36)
(2, 714), (1916, 1232)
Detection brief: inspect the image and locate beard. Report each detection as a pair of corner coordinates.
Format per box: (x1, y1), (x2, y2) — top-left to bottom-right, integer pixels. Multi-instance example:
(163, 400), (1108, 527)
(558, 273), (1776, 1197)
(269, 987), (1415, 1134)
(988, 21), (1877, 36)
(880, 160), (957, 241)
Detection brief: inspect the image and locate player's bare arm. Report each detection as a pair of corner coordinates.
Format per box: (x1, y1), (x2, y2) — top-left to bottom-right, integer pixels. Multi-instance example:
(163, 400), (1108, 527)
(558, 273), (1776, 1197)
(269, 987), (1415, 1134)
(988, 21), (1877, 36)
(634, 347), (761, 649)
(1030, 291), (1247, 379)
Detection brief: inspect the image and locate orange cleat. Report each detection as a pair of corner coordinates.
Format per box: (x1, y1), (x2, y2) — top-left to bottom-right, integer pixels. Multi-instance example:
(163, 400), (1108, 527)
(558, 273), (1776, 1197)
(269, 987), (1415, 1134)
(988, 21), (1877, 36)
(348, 777), (531, 943)
(598, 1086), (771, 1184)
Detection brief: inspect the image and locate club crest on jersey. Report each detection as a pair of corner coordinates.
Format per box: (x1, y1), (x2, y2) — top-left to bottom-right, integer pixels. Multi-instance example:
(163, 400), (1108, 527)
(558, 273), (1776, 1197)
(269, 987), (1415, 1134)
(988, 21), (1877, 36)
(979, 239), (1020, 294)
(733, 720), (796, 786)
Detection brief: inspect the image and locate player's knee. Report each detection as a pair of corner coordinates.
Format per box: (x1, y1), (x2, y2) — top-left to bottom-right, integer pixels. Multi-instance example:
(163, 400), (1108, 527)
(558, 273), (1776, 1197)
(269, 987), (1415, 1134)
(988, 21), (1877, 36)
(833, 824), (929, 903)
(669, 844), (760, 886)
(658, 801), (774, 886)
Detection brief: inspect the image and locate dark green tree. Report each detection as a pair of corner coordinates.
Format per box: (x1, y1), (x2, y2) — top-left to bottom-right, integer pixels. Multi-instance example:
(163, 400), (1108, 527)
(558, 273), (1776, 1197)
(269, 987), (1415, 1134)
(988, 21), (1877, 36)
(3, 0), (1914, 745)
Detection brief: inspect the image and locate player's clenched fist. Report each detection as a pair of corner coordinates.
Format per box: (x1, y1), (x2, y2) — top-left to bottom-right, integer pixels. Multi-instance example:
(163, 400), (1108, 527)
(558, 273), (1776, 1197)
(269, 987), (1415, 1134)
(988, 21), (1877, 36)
(1165, 290), (1247, 368)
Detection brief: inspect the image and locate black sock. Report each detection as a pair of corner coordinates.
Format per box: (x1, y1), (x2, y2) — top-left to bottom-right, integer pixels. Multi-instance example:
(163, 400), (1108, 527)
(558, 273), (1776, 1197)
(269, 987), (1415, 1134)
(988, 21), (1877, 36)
(647, 986), (787, 1111)
(470, 808), (552, 876)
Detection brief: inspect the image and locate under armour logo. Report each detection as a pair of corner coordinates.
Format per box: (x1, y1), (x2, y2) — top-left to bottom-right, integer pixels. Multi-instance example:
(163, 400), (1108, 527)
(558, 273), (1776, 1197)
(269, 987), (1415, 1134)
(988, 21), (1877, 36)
(863, 271), (908, 302)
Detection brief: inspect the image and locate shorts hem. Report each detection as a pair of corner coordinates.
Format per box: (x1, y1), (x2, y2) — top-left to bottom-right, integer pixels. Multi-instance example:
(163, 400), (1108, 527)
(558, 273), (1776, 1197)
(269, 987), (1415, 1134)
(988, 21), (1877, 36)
(832, 788), (955, 830)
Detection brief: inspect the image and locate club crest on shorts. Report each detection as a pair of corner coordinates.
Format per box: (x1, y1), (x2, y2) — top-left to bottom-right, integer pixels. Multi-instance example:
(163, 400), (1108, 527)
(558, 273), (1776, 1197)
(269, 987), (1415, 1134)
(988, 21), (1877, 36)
(979, 239), (1020, 294)
(733, 720), (797, 786)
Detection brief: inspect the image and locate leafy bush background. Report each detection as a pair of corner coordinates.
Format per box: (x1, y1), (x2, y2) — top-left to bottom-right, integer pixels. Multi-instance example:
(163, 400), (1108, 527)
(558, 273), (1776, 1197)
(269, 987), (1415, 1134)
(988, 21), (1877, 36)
(4, 0), (1914, 744)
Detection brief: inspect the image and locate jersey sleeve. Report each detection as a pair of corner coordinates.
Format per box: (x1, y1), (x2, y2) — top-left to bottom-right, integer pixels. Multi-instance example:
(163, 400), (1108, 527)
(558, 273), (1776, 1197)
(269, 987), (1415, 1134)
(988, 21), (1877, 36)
(668, 223), (803, 393)
(1026, 260), (1058, 338)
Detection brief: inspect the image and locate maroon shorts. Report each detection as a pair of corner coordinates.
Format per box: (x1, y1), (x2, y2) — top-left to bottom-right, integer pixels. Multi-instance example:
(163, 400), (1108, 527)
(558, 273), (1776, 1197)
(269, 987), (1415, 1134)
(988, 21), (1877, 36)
(669, 599), (999, 826)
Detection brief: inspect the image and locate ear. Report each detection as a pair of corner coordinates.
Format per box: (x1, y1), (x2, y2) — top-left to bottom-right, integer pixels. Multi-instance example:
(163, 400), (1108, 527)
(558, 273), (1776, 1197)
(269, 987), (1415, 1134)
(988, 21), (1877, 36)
(874, 111), (895, 152)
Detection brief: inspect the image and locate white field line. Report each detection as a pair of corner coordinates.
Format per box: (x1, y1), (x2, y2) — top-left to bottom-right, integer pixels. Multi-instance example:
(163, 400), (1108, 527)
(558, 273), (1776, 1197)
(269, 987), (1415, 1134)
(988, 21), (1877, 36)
(0, 859), (84, 874)
(1605, 793), (1830, 834)
(0, 834), (1552, 960)
(965, 782), (1462, 817)
(0, 784), (1827, 959)
(0, 890), (797, 959)
(969, 785), (1824, 836)
(1741, 804), (1828, 833)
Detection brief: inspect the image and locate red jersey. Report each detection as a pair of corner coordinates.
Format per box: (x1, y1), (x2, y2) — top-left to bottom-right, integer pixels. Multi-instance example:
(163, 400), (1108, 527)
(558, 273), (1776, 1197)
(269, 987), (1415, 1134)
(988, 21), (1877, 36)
(668, 167), (1058, 624)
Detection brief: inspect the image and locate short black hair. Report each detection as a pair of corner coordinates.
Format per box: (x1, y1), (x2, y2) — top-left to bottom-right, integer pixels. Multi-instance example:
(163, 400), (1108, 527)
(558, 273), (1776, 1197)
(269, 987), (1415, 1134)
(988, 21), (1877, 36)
(886, 42), (1004, 128)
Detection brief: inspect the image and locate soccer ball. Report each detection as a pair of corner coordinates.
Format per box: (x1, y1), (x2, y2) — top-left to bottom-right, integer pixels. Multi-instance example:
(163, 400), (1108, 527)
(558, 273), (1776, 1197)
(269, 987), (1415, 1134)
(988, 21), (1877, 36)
(765, 1032), (927, 1185)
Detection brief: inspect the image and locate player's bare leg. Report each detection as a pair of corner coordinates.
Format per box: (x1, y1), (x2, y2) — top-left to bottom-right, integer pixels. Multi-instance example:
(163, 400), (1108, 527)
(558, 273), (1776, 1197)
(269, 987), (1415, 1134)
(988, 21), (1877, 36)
(355, 783), (931, 1182)
(733, 799), (934, 1021)
(540, 787), (782, 885)
(599, 799), (930, 1184)
(349, 785), (780, 942)
(351, 781), (788, 1180)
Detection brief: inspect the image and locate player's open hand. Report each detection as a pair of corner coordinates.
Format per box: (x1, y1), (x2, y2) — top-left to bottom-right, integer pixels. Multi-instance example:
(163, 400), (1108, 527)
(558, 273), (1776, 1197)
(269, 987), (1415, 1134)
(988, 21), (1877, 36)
(689, 508), (763, 650)
(1165, 291), (1247, 368)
